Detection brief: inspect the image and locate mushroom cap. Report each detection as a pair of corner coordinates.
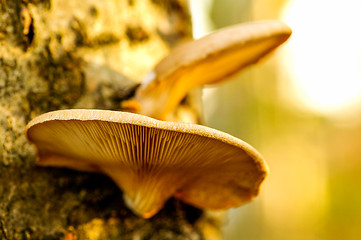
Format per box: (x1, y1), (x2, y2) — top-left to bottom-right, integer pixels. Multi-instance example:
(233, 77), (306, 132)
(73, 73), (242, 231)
(134, 20), (292, 119)
(26, 109), (268, 218)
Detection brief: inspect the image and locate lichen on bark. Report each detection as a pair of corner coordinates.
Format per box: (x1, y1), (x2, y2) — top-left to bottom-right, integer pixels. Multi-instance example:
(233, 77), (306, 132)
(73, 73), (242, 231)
(0, 0), (220, 239)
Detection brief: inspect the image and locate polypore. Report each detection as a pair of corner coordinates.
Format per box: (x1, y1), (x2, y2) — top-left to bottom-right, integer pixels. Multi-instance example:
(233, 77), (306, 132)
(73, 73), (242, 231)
(124, 20), (292, 119)
(26, 109), (268, 218)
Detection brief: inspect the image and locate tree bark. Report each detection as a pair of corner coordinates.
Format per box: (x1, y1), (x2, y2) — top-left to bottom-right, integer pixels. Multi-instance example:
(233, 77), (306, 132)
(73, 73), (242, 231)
(0, 0), (221, 239)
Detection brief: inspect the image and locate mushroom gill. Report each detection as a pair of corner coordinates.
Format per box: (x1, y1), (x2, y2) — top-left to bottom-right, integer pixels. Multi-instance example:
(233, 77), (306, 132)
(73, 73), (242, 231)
(26, 109), (268, 218)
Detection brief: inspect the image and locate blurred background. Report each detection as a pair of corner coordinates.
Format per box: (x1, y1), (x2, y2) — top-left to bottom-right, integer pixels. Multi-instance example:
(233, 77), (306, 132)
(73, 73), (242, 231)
(189, 0), (361, 239)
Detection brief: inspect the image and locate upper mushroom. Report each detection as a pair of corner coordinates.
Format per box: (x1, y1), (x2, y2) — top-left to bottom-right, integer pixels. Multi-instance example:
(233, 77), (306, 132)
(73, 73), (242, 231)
(128, 20), (292, 119)
(26, 109), (268, 218)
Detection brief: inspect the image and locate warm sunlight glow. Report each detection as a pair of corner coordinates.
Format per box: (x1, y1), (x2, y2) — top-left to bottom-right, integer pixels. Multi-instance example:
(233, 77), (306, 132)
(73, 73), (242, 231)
(189, 0), (218, 120)
(281, 0), (361, 116)
(188, 0), (214, 39)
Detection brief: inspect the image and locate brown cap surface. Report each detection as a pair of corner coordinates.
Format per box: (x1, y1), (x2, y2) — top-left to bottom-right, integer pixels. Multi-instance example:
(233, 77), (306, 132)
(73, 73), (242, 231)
(26, 109), (268, 218)
(133, 20), (292, 119)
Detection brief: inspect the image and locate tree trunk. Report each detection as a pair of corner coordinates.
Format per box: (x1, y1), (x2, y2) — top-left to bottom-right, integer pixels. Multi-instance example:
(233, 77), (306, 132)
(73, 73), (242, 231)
(0, 0), (221, 239)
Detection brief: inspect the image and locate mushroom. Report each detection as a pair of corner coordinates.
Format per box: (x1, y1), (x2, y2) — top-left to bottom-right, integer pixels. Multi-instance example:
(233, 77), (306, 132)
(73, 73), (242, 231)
(26, 109), (268, 218)
(124, 20), (292, 119)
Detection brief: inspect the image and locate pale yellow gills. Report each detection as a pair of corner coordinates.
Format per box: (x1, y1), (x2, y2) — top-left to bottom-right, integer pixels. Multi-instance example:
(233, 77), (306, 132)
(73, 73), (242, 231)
(131, 20), (291, 119)
(26, 109), (268, 218)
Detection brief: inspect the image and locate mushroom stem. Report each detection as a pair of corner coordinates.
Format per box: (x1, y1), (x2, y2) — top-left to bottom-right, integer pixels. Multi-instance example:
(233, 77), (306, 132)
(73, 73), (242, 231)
(101, 166), (185, 218)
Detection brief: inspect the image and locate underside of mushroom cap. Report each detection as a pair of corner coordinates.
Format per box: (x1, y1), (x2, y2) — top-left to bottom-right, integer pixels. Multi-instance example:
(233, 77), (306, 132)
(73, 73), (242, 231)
(153, 20), (292, 83)
(26, 109), (268, 218)
(133, 20), (292, 119)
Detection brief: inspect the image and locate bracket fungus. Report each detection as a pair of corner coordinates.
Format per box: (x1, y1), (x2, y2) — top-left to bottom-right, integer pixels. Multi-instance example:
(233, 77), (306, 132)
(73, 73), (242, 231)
(124, 20), (292, 119)
(26, 109), (268, 218)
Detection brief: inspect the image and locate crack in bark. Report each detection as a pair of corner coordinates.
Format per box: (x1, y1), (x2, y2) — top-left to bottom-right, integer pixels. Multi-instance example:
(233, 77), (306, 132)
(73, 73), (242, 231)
(0, 219), (9, 240)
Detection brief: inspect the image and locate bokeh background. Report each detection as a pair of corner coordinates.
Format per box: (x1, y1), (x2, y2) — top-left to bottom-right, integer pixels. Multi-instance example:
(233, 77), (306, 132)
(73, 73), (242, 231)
(189, 0), (361, 239)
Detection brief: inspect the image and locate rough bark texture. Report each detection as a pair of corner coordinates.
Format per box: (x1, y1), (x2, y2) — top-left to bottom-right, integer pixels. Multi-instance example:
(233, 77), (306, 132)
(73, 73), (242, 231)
(0, 1), (221, 239)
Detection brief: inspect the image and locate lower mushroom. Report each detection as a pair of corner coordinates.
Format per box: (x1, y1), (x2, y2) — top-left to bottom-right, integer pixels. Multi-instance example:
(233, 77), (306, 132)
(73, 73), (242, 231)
(26, 109), (268, 218)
